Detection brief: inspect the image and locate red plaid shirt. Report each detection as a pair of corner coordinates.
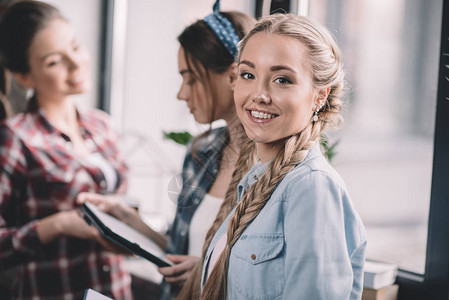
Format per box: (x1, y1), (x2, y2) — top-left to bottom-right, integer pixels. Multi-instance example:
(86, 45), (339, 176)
(0, 101), (132, 300)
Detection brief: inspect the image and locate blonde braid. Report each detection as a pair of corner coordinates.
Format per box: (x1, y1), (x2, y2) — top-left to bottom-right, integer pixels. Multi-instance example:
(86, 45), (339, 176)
(201, 128), (256, 257)
(201, 121), (323, 300)
(176, 126), (256, 300)
(181, 13), (345, 300)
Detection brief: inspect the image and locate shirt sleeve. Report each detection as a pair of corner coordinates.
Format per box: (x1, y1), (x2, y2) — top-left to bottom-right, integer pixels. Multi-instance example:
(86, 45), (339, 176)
(282, 170), (365, 300)
(0, 125), (44, 269)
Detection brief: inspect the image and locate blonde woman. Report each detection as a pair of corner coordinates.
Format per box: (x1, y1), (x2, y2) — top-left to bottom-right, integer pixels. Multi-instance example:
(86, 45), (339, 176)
(178, 13), (367, 300)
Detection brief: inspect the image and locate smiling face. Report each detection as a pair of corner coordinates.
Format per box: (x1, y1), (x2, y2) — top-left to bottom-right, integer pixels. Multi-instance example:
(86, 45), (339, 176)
(234, 32), (316, 146)
(17, 18), (91, 101)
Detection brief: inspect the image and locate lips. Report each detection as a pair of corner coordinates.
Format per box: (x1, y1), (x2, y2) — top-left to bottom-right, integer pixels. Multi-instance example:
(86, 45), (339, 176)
(68, 74), (86, 87)
(246, 109), (279, 123)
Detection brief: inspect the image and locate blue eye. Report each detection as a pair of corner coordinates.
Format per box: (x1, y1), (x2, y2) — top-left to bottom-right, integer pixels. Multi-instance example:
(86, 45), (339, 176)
(240, 72), (255, 80)
(274, 77), (291, 84)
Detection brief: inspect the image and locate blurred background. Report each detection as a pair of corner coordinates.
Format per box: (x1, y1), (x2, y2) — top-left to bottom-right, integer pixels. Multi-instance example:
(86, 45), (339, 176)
(5, 0), (444, 289)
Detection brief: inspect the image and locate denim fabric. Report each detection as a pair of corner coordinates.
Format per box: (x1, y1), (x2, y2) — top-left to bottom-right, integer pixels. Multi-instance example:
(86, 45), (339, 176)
(201, 143), (367, 300)
(160, 127), (228, 300)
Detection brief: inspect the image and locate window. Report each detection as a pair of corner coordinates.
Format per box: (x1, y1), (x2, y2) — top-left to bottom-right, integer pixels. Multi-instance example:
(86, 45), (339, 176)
(306, 0), (449, 298)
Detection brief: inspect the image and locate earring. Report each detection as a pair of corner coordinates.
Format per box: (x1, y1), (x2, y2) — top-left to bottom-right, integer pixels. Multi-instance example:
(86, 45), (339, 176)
(312, 108), (319, 122)
(231, 86), (235, 91)
(312, 102), (324, 122)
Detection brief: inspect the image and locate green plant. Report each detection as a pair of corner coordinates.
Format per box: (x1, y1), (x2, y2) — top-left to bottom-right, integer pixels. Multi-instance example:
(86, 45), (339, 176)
(163, 131), (339, 162)
(320, 134), (339, 163)
(163, 131), (193, 146)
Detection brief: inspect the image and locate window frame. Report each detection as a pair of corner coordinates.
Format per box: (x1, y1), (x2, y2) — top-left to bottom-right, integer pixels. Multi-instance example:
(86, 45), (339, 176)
(397, 0), (449, 298)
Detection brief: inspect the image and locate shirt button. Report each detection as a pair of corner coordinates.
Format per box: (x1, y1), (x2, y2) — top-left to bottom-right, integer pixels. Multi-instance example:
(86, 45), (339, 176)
(64, 173), (72, 182)
(102, 265), (110, 272)
(85, 139), (95, 150)
(180, 230), (186, 236)
(194, 198), (200, 205)
(251, 254), (256, 260)
(100, 180), (106, 189)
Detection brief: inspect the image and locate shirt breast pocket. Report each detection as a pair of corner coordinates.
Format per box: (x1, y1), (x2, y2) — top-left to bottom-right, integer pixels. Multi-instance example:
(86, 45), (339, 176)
(229, 234), (285, 300)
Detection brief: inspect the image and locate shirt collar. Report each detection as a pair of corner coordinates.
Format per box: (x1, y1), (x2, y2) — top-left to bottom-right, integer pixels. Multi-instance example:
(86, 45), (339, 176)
(26, 96), (92, 137)
(194, 126), (229, 156)
(237, 141), (322, 203)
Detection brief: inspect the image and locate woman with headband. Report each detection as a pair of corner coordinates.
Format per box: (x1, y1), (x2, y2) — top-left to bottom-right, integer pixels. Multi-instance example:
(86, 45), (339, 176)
(178, 13), (367, 300)
(78, 1), (256, 299)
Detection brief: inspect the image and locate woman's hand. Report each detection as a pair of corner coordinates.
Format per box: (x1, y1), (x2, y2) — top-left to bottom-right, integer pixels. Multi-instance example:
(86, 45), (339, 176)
(77, 192), (168, 250)
(76, 192), (139, 226)
(158, 255), (200, 285)
(37, 209), (130, 254)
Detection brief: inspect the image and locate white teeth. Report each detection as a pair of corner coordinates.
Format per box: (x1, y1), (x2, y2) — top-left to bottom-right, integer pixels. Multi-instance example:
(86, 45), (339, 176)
(250, 110), (276, 119)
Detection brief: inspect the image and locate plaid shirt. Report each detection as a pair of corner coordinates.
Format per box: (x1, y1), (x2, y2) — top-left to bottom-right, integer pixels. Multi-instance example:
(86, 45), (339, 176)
(0, 101), (132, 300)
(161, 127), (228, 300)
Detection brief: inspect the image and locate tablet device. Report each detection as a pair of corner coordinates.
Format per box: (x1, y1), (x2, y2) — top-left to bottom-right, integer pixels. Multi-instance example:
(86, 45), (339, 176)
(83, 289), (113, 300)
(80, 201), (172, 267)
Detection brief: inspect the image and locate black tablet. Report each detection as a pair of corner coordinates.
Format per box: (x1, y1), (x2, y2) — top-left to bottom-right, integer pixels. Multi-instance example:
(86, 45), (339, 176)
(80, 201), (172, 267)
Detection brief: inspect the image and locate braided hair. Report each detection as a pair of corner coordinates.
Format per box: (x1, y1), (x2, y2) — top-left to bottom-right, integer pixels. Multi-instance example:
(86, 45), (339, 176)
(178, 13), (345, 300)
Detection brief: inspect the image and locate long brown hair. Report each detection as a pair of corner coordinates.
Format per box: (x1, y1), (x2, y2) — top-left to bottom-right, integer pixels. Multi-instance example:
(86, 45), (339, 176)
(0, 1), (64, 121)
(0, 0), (14, 121)
(0, 69), (11, 121)
(177, 11), (255, 156)
(178, 14), (345, 300)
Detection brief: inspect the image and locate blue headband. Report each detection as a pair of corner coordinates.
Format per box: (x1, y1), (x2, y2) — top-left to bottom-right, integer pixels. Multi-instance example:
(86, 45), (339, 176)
(203, 0), (240, 59)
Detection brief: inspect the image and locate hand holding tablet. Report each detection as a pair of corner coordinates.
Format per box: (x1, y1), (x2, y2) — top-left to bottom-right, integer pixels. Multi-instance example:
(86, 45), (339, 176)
(80, 201), (172, 267)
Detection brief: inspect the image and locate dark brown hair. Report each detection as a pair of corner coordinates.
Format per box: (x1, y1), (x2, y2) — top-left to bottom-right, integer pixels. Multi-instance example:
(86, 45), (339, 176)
(0, 0), (63, 74)
(177, 11), (255, 131)
(0, 69), (10, 121)
(0, 1), (63, 121)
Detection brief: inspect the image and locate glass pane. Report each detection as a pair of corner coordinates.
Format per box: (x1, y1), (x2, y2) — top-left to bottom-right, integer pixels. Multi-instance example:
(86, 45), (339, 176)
(309, 0), (442, 274)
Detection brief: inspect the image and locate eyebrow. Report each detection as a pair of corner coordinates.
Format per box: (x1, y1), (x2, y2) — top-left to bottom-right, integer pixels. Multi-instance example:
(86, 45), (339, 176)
(239, 60), (296, 73)
(239, 60), (255, 68)
(270, 65), (296, 73)
(40, 52), (60, 61)
(179, 69), (191, 75)
(40, 38), (79, 62)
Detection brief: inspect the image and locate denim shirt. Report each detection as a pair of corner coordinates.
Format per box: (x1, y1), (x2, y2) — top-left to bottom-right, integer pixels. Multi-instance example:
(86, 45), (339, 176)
(201, 143), (367, 300)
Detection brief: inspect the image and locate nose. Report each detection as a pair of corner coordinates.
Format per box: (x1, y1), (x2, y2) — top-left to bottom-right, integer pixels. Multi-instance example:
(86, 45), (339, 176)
(177, 82), (189, 102)
(66, 51), (84, 72)
(251, 80), (271, 104)
(67, 57), (80, 72)
(252, 92), (271, 104)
